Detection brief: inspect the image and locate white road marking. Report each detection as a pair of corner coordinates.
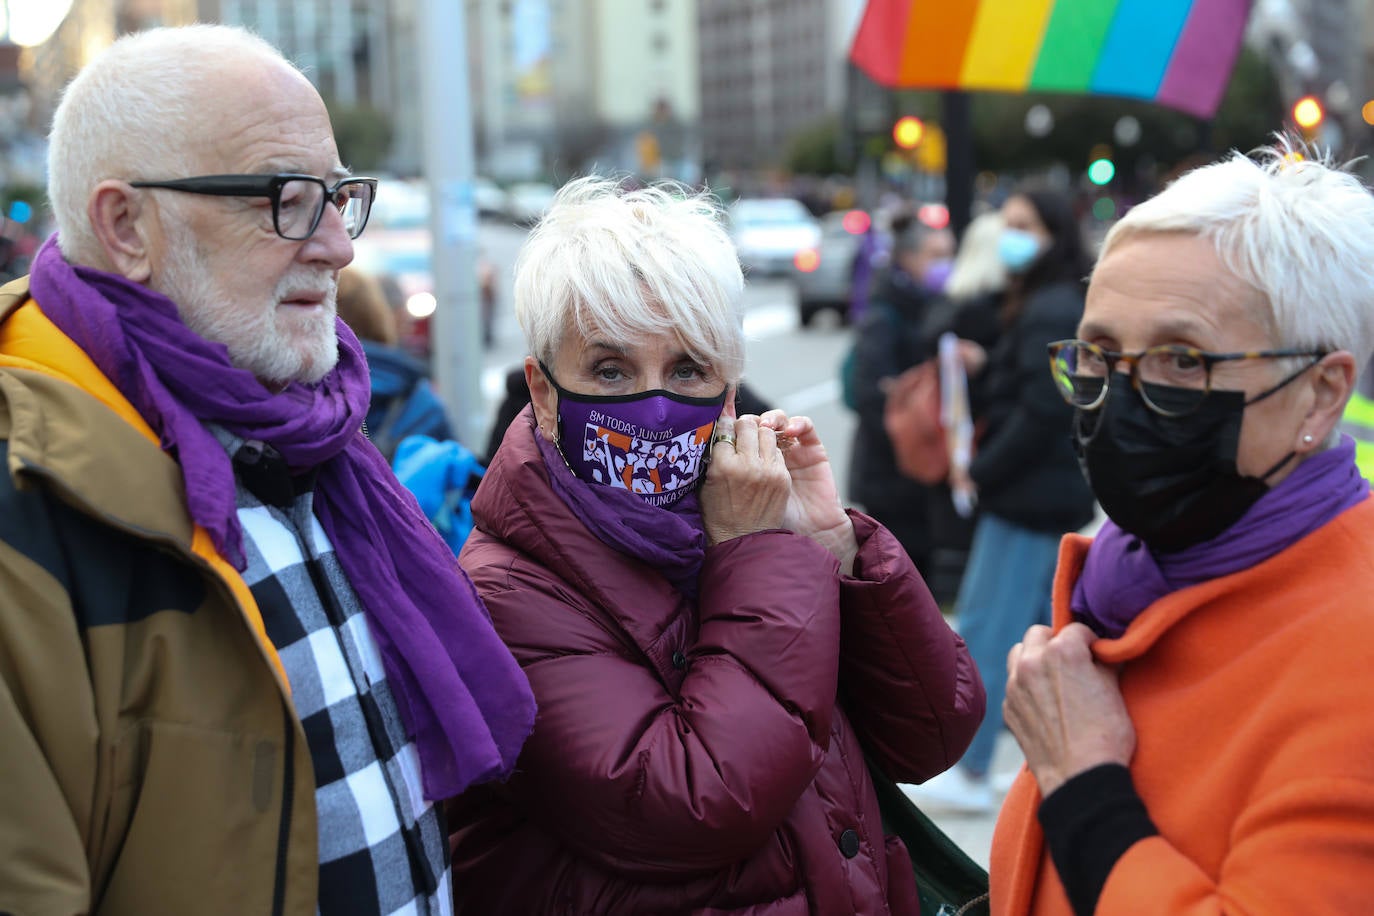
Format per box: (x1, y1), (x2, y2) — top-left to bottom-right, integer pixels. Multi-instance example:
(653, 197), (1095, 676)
(743, 303), (798, 340)
(780, 379), (840, 414)
(482, 365), (508, 400)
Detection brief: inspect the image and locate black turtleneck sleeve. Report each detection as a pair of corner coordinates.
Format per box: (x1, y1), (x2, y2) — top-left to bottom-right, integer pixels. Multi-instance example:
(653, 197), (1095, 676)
(1037, 763), (1159, 916)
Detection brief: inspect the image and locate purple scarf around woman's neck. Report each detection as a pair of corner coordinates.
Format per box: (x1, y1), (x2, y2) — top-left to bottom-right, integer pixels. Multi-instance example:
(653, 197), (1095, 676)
(1073, 436), (1369, 638)
(28, 236), (534, 800)
(535, 429), (707, 600)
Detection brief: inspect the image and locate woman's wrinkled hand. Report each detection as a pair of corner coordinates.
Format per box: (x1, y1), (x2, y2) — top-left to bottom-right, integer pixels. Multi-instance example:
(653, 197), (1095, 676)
(958, 338), (988, 377)
(758, 408), (858, 574)
(1004, 623), (1136, 798)
(699, 413), (792, 546)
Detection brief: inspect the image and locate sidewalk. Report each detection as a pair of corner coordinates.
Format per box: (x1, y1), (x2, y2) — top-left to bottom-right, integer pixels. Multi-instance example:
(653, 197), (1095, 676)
(900, 731), (1026, 870)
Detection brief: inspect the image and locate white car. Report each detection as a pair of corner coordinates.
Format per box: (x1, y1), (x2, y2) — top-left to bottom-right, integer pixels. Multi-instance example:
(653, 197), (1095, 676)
(728, 198), (822, 279)
(505, 181), (558, 226)
(474, 177), (508, 218)
(793, 209), (888, 327)
(367, 178), (429, 231)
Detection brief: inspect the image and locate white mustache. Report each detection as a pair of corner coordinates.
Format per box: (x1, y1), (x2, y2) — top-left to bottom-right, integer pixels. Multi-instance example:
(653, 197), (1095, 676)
(275, 273), (338, 303)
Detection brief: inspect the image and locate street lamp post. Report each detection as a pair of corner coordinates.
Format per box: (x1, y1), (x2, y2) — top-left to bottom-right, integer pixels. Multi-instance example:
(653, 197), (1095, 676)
(417, 0), (485, 449)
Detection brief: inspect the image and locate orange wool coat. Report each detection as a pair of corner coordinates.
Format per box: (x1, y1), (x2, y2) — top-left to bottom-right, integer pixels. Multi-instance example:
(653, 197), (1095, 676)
(989, 496), (1374, 914)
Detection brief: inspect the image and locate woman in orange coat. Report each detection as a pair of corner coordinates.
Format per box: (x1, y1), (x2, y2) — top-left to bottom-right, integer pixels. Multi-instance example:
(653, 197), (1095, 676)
(990, 143), (1374, 914)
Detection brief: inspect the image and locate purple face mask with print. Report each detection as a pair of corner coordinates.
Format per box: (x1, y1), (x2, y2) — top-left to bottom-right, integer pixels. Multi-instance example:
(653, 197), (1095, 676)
(541, 363), (728, 508)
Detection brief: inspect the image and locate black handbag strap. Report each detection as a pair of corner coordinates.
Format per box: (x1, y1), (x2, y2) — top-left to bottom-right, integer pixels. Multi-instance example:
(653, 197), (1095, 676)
(866, 754), (991, 916)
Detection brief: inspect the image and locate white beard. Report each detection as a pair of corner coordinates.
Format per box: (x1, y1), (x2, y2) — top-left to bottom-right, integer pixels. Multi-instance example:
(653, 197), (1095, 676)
(158, 237), (340, 386)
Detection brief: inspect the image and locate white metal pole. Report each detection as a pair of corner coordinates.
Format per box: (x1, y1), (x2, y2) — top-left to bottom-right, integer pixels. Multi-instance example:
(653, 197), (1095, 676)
(417, 0), (485, 448)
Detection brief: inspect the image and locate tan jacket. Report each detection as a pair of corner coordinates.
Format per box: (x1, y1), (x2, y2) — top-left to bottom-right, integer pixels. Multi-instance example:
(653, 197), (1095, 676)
(0, 279), (319, 915)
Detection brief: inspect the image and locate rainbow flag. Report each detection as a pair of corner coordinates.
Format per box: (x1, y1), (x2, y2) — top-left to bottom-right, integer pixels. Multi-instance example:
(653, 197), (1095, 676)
(850, 0), (1253, 119)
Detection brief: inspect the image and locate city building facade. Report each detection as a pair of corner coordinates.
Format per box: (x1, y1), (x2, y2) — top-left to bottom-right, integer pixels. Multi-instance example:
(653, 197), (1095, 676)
(465, 0), (700, 182)
(697, 0), (863, 172)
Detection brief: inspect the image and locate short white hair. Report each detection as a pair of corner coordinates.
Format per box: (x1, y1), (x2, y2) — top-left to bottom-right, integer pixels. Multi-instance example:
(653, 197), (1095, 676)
(1099, 140), (1374, 371)
(513, 176), (746, 383)
(945, 210), (1007, 301)
(48, 24), (290, 265)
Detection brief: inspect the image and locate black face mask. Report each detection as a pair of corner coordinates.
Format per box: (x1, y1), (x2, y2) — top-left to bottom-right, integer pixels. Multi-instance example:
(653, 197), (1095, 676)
(1074, 380), (1295, 554)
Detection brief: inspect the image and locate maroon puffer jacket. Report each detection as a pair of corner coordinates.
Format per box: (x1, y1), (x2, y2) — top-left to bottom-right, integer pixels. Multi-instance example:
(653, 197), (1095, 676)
(452, 412), (985, 914)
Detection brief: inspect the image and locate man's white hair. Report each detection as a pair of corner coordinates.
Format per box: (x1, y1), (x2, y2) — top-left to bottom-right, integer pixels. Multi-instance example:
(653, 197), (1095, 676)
(47, 24), (290, 266)
(514, 176), (746, 384)
(1099, 140), (1374, 371)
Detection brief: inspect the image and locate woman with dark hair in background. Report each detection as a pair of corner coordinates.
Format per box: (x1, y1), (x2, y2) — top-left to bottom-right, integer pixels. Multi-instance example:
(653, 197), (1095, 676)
(846, 218), (955, 589)
(906, 188), (1097, 813)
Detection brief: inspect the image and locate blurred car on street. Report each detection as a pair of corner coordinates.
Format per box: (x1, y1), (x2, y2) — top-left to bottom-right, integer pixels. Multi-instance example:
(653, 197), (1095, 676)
(368, 177), (429, 230)
(474, 177), (508, 219)
(505, 181), (558, 226)
(727, 197), (822, 279)
(353, 184), (498, 359)
(791, 209), (884, 327)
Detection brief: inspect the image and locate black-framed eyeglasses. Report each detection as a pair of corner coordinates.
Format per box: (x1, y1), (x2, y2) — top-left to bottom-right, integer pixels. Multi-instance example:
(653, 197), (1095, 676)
(1047, 339), (1329, 417)
(128, 173), (378, 241)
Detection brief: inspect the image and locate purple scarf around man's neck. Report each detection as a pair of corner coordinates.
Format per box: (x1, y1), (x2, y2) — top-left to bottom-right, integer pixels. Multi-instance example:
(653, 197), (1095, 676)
(28, 236), (534, 800)
(535, 428), (707, 600)
(1072, 436), (1369, 638)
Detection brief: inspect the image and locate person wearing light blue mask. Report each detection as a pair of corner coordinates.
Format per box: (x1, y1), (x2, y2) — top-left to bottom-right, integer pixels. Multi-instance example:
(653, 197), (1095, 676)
(998, 226), (1043, 274)
(906, 187), (1095, 815)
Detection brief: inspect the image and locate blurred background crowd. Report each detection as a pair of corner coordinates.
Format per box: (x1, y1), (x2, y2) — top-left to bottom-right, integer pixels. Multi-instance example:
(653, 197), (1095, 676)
(2, 1), (1372, 290)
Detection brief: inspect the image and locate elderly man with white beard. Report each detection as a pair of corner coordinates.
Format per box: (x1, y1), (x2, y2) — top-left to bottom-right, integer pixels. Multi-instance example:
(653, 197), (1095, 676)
(0, 24), (534, 916)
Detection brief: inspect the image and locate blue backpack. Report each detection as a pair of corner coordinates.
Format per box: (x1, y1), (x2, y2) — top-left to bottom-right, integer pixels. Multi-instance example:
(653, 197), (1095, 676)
(362, 341), (454, 463)
(368, 378), (453, 464)
(392, 435), (485, 555)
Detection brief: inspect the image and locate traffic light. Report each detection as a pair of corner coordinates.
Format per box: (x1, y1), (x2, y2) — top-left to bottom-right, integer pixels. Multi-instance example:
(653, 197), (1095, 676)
(1293, 95), (1324, 138)
(916, 123), (947, 174)
(1087, 158), (1115, 186)
(892, 115), (924, 150)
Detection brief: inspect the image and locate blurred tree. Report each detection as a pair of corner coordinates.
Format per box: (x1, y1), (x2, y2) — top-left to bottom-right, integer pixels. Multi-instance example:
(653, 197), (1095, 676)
(793, 46), (1280, 191)
(556, 119), (610, 177)
(327, 100), (395, 172)
(1, 181), (46, 215)
(967, 45), (1281, 189)
(785, 114), (843, 176)
(1209, 46), (1285, 153)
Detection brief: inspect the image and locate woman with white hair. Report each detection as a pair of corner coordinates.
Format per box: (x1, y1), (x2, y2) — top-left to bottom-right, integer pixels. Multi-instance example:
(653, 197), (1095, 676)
(990, 144), (1374, 914)
(943, 209), (1009, 305)
(449, 176), (984, 914)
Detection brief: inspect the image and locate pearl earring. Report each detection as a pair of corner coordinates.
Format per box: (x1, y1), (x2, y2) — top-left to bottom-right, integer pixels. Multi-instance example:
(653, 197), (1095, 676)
(1302, 434), (1314, 444)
